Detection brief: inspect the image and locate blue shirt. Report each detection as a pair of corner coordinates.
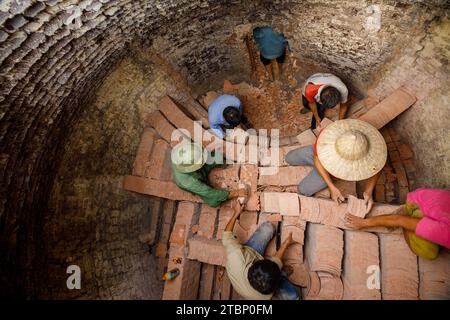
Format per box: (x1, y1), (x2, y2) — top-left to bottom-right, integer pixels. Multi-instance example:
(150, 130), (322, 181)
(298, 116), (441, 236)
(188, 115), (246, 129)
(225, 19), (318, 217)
(253, 26), (287, 60)
(208, 94), (242, 139)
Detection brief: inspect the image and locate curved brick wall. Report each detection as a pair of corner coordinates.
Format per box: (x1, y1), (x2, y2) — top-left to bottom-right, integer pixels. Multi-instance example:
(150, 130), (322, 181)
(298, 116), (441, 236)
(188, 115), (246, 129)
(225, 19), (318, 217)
(0, 0), (448, 298)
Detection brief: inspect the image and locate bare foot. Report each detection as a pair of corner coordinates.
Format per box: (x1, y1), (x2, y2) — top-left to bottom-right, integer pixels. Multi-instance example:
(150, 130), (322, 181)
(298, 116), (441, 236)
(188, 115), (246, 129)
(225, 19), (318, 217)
(344, 213), (370, 229)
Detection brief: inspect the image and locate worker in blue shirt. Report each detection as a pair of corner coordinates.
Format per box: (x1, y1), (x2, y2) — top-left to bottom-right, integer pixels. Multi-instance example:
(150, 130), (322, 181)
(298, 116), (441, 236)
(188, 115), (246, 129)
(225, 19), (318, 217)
(253, 26), (289, 81)
(208, 94), (251, 139)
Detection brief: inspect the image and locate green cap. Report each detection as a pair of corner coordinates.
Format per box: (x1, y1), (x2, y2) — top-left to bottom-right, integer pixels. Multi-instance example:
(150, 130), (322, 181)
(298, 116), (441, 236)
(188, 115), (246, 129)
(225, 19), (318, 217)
(171, 142), (206, 173)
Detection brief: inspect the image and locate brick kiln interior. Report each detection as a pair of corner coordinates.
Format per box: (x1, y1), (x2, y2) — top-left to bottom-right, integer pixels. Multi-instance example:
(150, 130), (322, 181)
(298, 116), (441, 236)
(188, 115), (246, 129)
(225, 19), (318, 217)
(0, 0), (449, 299)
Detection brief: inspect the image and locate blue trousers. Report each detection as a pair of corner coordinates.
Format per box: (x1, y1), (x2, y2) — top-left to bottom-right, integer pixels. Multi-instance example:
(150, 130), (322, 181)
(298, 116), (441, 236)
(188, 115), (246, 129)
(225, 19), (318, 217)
(245, 222), (300, 300)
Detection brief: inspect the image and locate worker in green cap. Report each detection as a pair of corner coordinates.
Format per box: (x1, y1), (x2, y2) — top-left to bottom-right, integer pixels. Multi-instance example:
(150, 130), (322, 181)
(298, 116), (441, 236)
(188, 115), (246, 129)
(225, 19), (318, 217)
(171, 142), (248, 207)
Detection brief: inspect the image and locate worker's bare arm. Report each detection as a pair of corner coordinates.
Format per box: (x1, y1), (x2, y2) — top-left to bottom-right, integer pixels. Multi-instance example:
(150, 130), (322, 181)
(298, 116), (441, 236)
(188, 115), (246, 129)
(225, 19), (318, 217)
(228, 187), (248, 199)
(314, 155), (345, 204)
(309, 101), (322, 129)
(345, 213), (420, 232)
(224, 200), (243, 232)
(274, 233), (295, 261)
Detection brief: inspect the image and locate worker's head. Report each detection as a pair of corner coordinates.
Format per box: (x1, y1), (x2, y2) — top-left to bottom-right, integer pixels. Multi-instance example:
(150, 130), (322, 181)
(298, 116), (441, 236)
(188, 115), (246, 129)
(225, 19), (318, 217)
(247, 259), (281, 294)
(320, 86), (341, 109)
(223, 106), (242, 128)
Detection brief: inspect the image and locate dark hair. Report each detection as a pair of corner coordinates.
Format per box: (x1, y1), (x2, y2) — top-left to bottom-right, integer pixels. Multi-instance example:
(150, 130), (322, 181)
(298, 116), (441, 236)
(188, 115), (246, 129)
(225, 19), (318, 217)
(320, 87), (341, 109)
(247, 259), (281, 294)
(223, 106), (241, 127)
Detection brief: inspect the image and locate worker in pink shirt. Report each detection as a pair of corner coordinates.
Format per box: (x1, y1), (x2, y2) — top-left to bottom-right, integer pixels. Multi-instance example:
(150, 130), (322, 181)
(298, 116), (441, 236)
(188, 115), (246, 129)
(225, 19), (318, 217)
(345, 188), (450, 260)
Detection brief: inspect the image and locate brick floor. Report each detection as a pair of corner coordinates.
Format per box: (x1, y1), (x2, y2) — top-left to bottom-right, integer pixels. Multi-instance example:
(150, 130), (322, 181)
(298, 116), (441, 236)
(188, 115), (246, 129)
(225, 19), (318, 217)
(379, 233), (419, 300)
(342, 230), (381, 300)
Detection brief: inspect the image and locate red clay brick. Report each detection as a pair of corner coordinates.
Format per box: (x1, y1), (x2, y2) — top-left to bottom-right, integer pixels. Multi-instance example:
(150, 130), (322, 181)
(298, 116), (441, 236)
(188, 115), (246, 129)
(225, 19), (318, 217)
(342, 230), (381, 300)
(145, 138), (172, 180)
(398, 143), (414, 160)
(295, 129), (316, 146)
(202, 91), (219, 108)
(238, 211), (258, 231)
(284, 260), (309, 287)
(198, 205), (218, 239)
(387, 127), (402, 142)
(133, 128), (157, 176)
(216, 207), (234, 240)
(220, 272), (232, 300)
(283, 243), (304, 261)
(375, 184), (386, 202)
(155, 242), (167, 258)
(159, 96), (197, 139)
(258, 166), (311, 186)
(402, 158), (416, 176)
(303, 271), (321, 299)
(146, 110), (178, 144)
(187, 236), (226, 266)
(304, 223), (343, 276)
(380, 128), (392, 143)
(266, 213), (282, 222)
(169, 224), (187, 246)
(398, 186), (409, 203)
(163, 200), (177, 225)
(281, 224), (305, 245)
(191, 224), (199, 234)
(379, 233), (419, 300)
(163, 246), (201, 300)
(320, 117), (334, 129)
(198, 263), (216, 300)
(233, 223), (249, 243)
(261, 192), (300, 216)
(240, 164), (260, 211)
(208, 165), (240, 190)
(299, 195), (402, 234)
(346, 195), (369, 218)
(122, 175), (202, 203)
(358, 88), (416, 129)
(392, 161), (409, 187)
(388, 150), (401, 163)
(418, 250), (450, 300)
(314, 273), (344, 300)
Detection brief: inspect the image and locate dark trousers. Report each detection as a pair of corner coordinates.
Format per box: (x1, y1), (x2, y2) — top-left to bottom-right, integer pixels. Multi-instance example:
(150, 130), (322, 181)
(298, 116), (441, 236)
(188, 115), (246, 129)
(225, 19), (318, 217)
(302, 95), (326, 129)
(260, 49), (287, 66)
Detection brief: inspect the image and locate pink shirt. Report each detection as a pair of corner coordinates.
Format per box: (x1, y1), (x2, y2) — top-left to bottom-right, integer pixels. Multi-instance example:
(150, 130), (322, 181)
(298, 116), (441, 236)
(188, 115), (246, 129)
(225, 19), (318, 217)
(408, 188), (450, 249)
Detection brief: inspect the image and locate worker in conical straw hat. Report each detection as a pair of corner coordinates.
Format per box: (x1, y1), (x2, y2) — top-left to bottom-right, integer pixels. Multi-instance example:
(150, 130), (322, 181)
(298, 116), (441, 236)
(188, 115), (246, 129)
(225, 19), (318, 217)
(285, 119), (387, 213)
(171, 142), (249, 208)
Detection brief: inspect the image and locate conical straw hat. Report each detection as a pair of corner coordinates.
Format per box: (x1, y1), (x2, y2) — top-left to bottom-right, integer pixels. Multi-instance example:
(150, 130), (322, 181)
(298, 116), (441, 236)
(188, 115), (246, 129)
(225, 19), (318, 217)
(171, 142), (207, 173)
(316, 119), (387, 181)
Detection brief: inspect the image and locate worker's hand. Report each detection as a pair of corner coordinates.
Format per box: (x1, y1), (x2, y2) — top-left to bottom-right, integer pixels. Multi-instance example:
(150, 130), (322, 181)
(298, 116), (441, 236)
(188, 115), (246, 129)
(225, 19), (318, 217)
(237, 185), (250, 198)
(285, 232), (296, 245)
(330, 186), (345, 205)
(344, 213), (369, 229)
(363, 192), (374, 214)
(315, 123), (323, 132)
(232, 200), (243, 216)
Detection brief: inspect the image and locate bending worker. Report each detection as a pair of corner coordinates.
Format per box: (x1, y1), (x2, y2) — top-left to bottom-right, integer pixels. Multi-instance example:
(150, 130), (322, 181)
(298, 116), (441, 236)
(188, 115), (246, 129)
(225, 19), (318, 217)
(171, 143), (248, 208)
(300, 73), (349, 129)
(222, 201), (300, 300)
(253, 26), (289, 81)
(286, 119), (387, 214)
(346, 188), (450, 260)
(208, 94), (251, 139)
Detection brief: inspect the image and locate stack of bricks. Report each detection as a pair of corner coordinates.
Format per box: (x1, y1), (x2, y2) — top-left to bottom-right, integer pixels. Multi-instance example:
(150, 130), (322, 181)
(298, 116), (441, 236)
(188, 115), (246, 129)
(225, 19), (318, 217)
(163, 201), (202, 300)
(303, 223), (344, 300)
(376, 124), (416, 204)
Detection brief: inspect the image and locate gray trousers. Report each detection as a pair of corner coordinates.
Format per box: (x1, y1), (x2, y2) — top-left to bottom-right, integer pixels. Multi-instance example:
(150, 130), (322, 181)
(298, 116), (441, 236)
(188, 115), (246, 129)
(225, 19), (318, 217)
(285, 145), (327, 196)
